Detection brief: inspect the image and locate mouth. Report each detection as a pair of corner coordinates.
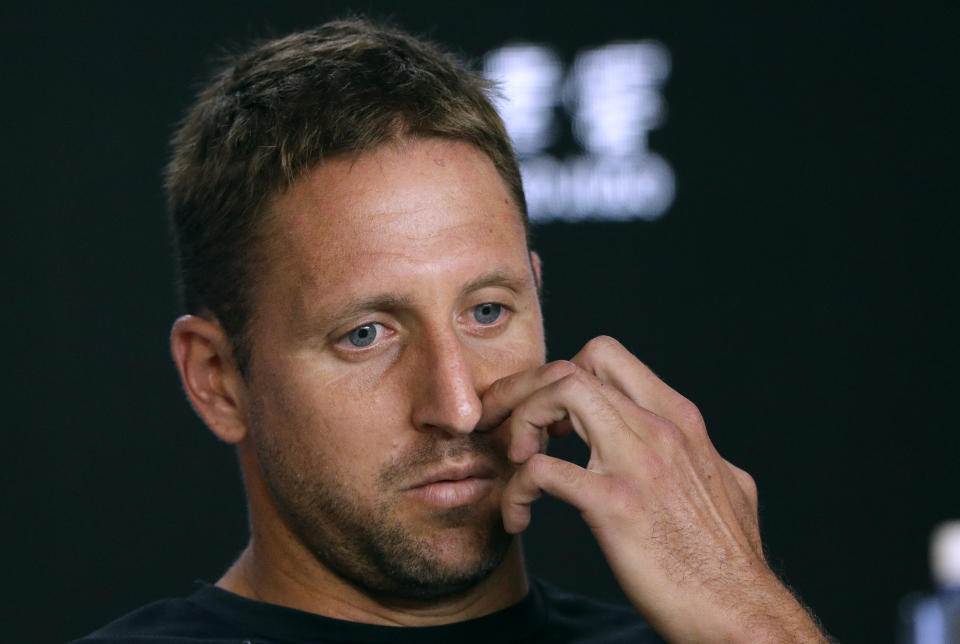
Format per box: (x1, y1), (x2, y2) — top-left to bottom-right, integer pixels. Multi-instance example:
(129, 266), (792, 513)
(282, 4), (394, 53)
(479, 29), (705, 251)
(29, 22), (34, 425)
(403, 461), (499, 509)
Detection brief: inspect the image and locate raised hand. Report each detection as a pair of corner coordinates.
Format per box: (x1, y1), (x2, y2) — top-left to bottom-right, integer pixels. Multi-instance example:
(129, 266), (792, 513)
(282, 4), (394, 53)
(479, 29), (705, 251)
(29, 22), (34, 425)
(481, 336), (826, 643)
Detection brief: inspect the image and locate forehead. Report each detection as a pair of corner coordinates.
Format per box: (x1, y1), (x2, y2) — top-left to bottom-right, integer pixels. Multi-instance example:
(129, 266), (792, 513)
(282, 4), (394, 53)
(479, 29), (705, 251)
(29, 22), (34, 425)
(260, 138), (530, 313)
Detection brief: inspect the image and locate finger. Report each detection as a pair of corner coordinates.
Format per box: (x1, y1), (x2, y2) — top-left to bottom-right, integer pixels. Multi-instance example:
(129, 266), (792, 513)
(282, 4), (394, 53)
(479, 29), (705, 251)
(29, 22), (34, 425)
(506, 368), (636, 465)
(525, 359), (676, 457)
(477, 360), (577, 431)
(571, 336), (705, 436)
(546, 417), (575, 438)
(501, 453), (596, 533)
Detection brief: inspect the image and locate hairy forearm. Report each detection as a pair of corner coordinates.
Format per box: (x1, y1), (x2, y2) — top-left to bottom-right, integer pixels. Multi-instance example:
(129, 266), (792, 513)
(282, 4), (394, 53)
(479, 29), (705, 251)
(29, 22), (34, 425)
(627, 562), (830, 643)
(720, 573), (831, 644)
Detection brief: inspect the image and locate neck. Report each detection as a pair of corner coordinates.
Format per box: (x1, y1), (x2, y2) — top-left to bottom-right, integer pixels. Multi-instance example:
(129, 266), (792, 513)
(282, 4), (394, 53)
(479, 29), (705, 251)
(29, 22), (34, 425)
(217, 534), (529, 626)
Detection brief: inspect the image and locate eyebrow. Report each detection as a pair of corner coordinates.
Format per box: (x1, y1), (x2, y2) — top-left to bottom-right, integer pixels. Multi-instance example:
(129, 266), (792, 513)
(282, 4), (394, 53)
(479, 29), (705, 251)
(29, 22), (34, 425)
(322, 269), (531, 328)
(458, 269), (530, 297)
(324, 293), (415, 328)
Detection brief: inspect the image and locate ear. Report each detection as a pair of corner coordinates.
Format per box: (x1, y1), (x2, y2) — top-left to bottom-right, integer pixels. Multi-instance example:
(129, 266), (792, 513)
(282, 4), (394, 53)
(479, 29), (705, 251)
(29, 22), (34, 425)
(530, 250), (543, 292)
(170, 314), (249, 444)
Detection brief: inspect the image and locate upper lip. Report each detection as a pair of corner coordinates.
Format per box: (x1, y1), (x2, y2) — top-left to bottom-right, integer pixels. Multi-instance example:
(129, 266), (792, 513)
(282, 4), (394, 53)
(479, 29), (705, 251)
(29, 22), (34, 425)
(405, 460), (497, 490)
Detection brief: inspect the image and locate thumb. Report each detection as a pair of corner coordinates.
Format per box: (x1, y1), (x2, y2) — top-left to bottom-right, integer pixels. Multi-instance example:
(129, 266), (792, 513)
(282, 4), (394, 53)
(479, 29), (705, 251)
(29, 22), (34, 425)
(501, 453), (597, 533)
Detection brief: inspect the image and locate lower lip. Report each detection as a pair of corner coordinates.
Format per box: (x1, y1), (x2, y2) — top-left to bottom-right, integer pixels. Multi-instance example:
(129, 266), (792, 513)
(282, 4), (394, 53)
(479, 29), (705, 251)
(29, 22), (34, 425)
(405, 477), (495, 509)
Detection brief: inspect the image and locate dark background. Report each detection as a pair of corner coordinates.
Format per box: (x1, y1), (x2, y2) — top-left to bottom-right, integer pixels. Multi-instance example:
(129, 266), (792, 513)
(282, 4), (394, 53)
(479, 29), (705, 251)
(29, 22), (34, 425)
(2, 2), (957, 642)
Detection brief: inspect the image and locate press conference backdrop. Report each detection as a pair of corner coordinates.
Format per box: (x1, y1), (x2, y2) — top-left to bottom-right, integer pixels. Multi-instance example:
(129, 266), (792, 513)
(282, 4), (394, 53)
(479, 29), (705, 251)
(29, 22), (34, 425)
(2, 3), (956, 642)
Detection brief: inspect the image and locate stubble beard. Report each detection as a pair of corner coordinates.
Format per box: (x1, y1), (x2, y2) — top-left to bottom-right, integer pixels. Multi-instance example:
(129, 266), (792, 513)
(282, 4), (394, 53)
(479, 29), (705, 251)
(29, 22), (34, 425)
(255, 431), (516, 602)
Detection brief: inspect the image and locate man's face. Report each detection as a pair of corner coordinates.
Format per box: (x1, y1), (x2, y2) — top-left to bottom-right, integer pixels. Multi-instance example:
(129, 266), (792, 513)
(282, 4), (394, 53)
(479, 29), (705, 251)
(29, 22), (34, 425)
(241, 138), (545, 600)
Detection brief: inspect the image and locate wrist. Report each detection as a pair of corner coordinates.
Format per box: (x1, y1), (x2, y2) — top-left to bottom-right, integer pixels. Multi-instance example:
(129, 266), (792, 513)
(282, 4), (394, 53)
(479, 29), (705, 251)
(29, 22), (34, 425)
(723, 575), (828, 644)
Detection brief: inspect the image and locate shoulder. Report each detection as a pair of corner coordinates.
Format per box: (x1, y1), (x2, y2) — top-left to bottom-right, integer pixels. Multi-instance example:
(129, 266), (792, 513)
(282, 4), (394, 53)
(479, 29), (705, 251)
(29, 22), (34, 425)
(70, 593), (243, 643)
(533, 579), (666, 644)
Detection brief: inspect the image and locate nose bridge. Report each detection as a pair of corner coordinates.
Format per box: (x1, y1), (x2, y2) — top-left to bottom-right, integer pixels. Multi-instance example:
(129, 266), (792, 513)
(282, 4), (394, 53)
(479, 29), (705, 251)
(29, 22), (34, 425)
(412, 322), (482, 435)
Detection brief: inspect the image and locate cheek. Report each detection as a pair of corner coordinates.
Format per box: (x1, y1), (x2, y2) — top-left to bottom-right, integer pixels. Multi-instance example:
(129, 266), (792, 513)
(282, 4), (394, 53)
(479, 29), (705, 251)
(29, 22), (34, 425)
(261, 358), (411, 473)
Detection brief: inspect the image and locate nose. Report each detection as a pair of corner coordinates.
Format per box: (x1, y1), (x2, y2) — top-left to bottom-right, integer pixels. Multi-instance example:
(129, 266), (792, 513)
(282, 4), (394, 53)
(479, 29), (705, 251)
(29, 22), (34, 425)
(410, 328), (483, 436)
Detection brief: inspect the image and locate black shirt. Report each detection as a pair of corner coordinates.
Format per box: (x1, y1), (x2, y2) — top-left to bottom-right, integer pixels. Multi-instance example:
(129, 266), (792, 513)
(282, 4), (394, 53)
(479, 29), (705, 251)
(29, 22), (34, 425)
(72, 578), (665, 643)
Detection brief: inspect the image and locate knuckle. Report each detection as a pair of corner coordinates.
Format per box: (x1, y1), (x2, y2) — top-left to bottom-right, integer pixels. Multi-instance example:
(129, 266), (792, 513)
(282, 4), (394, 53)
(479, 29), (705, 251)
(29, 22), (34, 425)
(657, 420), (687, 453)
(727, 462), (759, 505)
(740, 469), (759, 501)
(582, 335), (623, 361)
(555, 370), (588, 396)
(483, 375), (509, 401)
(539, 360), (576, 382)
(675, 397), (707, 435)
(525, 452), (553, 480)
(507, 405), (535, 436)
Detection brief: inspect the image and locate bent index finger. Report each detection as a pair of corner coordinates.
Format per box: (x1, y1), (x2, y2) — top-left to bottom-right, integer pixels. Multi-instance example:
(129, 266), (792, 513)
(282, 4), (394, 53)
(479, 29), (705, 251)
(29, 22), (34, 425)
(477, 360), (577, 431)
(506, 367), (635, 464)
(571, 336), (696, 432)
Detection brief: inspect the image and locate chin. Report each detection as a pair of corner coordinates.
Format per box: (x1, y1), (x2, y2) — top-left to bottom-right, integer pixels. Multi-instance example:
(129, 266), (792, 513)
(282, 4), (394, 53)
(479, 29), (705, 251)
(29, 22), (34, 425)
(350, 506), (515, 602)
(369, 530), (515, 602)
(427, 522), (508, 569)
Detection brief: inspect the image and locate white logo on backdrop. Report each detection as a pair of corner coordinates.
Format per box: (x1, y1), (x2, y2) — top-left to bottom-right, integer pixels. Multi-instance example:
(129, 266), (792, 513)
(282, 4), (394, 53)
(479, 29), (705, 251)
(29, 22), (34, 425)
(484, 41), (674, 222)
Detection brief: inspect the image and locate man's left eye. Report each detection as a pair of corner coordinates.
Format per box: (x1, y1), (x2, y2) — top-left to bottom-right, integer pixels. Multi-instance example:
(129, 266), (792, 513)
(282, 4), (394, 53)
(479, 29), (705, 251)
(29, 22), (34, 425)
(472, 303), (503, 324)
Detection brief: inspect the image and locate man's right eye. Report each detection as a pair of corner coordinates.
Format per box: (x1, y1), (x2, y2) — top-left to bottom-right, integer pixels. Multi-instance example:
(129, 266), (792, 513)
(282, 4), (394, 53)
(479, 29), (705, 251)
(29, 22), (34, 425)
(345, 323), (380, 347)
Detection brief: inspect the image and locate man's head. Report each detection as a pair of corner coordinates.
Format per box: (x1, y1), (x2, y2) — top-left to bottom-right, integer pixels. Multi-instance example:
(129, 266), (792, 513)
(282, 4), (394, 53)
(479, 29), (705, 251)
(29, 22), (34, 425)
(168, 19), (545, 603)
(166, 18), (528, 375)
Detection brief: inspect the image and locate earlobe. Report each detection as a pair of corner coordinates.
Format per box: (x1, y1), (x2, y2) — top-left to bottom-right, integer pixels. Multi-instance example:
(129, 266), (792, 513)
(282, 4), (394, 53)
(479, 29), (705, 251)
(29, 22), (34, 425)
(170, 314), (249, 444)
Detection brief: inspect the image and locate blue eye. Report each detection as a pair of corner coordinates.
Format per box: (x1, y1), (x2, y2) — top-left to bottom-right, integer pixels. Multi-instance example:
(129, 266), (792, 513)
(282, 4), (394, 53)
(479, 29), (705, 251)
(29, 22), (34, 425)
(347, 324), (378, 347)
(473, 303), (502, 325)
